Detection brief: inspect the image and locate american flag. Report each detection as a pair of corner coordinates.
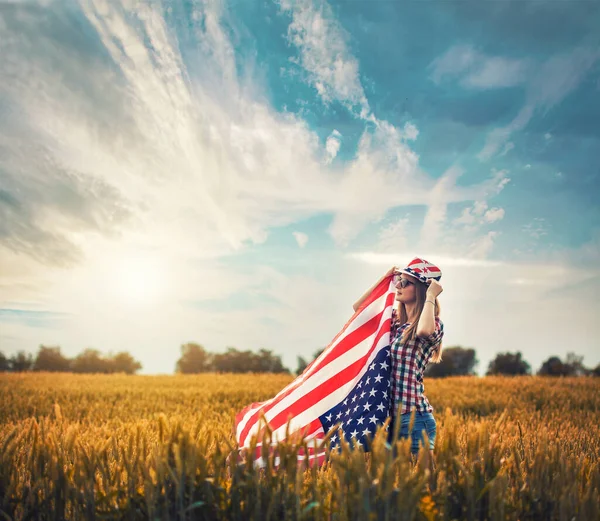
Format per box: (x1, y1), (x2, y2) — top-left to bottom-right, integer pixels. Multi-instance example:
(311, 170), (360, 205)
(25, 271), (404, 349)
(234, 274), (396, 467)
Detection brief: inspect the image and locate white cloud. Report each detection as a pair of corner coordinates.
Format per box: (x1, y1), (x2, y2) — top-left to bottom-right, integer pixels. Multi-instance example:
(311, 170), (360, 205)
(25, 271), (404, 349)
(479, 48), (599, 160)
(430, 45), (528, 89)
(469, 230), (499, 259)
(280, 0), (370, 118)
(455, 207), (477, 226)
(325, 129), (341, 163)
(403, 122), (419, 141)
(419, 166), (464, 251)
(429, 44), (477, 84)
(500, 141), (515, 156)
(292, 231), (309, 248)
(544, 132), (552, 140)
(522, 218), (548, 239)
(483, 207), (505, 223)
(376, 216), (410, 252)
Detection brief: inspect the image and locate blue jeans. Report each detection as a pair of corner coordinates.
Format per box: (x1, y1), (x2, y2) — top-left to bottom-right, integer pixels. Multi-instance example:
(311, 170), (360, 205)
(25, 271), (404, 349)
(391, 411), (437, 454)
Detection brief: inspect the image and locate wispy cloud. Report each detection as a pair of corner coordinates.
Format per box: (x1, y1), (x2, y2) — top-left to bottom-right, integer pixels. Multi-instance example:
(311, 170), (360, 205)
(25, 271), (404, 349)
(478, 47), (599, 160)
(430, 45), (529, 89)
(324, 129), (341, 163)
(292, 231), (309, 248)
(280, 0), (370, 118)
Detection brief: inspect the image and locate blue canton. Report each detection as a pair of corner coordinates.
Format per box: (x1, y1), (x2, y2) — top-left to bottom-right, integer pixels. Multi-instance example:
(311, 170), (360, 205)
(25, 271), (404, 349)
(319, 346), (392, 451)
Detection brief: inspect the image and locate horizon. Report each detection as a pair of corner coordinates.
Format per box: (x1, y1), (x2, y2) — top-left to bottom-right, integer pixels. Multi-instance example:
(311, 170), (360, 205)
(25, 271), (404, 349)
(1, 0), (599, 377)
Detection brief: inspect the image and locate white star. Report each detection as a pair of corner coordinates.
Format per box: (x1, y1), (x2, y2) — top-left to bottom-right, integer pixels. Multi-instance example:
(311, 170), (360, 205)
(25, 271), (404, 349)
(360, 391), (366, 399)
(377, 403), (386, 412)
(343, 398), (348, 406)
(351, 395), (357, 403)
(355, 439), (362, 447)
(336, 411), (342, 420)
(357, 381), (363, 388)
(331, 434), (337, 443)
(326, 413), (332, 422)
(350, 429), (359, 438)
(362, 428), (370, 437)
(345, 409), (350, 416)
(380, 360), (389, 370)
(369, 363), (376, 371)
(365, 376), (371, 385)
(363, 402), (372, 411)
(369, 415), (378, 425)
(369, 388), (377, 397)
(353, 405), (359, 413)
(357, 416), (364, 425)
(374, 374), (383, 383)
(382, 391), (388, 399)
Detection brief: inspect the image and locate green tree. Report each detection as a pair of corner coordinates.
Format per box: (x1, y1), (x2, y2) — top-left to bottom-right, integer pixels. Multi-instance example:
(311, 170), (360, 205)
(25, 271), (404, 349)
(175, 343), (212, 374)
(0, 351), (9, 372)
(71, 349), (111, 373)
(486, 351), (531, 376)
(109, 352), (142, 374)
(33, 346), (71, 372)
(211, 347), (289, 373)
(538, 353), (589, 376)
(296, 355), (309, 375)
(425, 346), (478, 378)
(296, 348), (326, 375)
(9, 351), (34, 372)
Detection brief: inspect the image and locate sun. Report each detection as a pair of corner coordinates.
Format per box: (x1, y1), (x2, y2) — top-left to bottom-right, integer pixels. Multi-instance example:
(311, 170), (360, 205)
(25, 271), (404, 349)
(114, 255), (166, 304)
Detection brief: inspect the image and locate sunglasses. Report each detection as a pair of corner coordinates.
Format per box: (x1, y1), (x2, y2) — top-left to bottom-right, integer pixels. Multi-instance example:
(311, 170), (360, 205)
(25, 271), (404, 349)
(392, 274), (414, 288)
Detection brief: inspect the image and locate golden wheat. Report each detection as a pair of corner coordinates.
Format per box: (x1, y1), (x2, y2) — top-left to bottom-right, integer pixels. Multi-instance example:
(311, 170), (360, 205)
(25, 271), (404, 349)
(0, 373), (598, 520)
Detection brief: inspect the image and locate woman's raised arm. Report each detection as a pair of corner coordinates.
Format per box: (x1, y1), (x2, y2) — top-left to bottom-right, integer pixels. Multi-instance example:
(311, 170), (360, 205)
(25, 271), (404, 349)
(353, 266), (396, 312)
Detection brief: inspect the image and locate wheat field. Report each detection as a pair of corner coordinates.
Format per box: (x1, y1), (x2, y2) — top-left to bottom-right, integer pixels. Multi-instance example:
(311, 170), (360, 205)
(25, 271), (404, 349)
(0, 373), (598, 520)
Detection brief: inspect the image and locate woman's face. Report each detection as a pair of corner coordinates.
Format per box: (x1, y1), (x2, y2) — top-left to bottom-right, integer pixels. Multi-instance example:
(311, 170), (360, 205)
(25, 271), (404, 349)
(394, 273), (420, 304)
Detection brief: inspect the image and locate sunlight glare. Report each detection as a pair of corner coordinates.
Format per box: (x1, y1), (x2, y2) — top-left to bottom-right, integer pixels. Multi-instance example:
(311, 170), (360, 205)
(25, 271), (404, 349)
(114, 255), (166, 304)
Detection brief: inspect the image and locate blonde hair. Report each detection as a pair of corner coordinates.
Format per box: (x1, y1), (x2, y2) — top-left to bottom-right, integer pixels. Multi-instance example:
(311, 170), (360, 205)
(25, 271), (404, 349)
(395, 279), (443, 363)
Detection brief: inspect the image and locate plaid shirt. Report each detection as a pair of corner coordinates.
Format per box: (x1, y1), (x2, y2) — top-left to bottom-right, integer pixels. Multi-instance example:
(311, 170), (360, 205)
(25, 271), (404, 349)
(390, 309), (444, 416)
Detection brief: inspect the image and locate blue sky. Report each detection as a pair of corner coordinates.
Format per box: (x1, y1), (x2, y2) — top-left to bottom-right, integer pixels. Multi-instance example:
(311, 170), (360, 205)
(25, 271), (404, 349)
(1, 0), (599, 376)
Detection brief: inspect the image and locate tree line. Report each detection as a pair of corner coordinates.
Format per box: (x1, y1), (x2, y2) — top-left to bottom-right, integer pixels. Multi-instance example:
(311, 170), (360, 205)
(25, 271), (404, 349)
(2, 344), (599, 377)
(175, 343), (289, 374)
(423, 347), (600, 377)
(0, 346), (142, 374)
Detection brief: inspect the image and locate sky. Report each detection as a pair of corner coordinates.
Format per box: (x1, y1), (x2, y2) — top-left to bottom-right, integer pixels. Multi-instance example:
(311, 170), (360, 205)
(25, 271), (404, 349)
(1, 0), (599, 376)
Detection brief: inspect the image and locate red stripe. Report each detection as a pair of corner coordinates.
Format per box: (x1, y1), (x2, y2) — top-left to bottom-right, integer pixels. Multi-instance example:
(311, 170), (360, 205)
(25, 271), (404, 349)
(263, 306), (392, 435)
(237, 281), (393, 444)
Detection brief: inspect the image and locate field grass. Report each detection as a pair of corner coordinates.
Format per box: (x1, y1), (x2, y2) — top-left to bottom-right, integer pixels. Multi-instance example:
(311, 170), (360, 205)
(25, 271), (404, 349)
(0, 373), (598, 520)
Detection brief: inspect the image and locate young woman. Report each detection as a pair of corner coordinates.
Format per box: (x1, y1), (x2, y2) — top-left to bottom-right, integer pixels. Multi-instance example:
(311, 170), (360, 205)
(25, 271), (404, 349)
(352, 258), (444, 470)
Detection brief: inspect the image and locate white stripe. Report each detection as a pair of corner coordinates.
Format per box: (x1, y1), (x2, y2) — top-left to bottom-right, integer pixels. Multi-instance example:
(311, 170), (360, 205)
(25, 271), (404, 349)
(236, 287), (392, 441)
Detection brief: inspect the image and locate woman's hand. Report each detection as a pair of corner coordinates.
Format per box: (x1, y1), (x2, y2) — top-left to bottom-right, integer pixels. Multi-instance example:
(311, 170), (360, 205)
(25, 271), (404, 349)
(426, 279), (443, 298)
(384, 266), (397, 279)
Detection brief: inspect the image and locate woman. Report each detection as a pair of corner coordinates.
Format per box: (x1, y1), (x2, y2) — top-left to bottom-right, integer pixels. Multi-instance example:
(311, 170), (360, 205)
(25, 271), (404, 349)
(352, 257), (444, 471)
